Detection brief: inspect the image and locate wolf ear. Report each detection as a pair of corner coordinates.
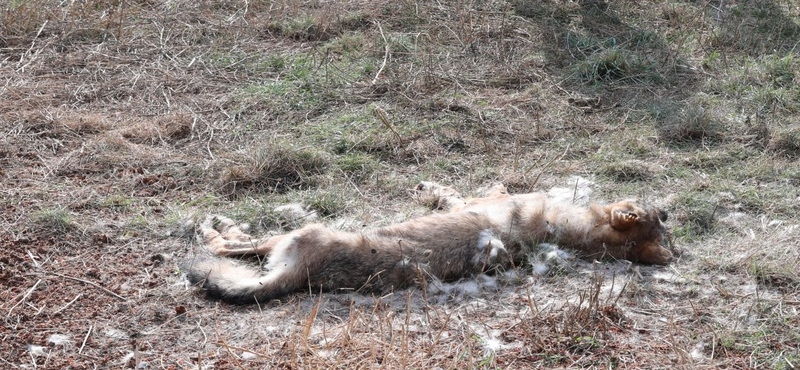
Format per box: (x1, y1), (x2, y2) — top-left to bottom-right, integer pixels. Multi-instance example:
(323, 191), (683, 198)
(610, 208), (639, 231)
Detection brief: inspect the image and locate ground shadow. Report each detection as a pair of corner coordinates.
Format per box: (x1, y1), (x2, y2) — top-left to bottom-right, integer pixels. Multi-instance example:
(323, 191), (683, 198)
(512, 0), (799, 147)
(513, 0), (698, 104)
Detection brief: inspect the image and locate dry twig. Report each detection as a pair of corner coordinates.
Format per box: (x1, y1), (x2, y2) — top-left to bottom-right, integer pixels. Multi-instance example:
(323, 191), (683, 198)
(49, 273), (127, 301)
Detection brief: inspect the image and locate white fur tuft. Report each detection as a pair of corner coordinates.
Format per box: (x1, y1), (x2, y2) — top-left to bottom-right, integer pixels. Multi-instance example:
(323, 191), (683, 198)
(473, 229), (506, 265)
(530, 243), (574, 276)
(47, 334), (73, 347)
(27, 345), (47, 357)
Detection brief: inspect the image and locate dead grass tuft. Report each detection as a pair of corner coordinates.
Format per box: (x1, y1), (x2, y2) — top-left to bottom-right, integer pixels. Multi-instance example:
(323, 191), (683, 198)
(219, 142), (331, 197)
(739, 114), (772, 149)
(121, 114), (193, 145)
(597, 160), (653, 182)
(768, 126), (800, 158)
(749, 262), (800, 293)
(505, 275), (631, 367)
(53, 133), (140, 175)
(656, 105), (726, 144)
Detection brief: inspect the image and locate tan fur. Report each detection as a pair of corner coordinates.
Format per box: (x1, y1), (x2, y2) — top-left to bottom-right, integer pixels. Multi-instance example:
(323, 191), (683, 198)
(183, 182), (673, 303)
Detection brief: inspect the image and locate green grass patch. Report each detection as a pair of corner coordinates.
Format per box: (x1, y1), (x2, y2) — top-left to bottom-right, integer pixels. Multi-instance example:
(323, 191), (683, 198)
(32, 208), (76, 235)
(305, 190), (350, 218)
(708, 53), (800, 114)
(101, 194), (134, 210)
(266, 10), (372, 42)
(729, 184), (799, 218)
(573, 47), (660, 84)
(672, 193), (719, 240)
(336, 152), (379, 182)
(708, 2), (800, 56)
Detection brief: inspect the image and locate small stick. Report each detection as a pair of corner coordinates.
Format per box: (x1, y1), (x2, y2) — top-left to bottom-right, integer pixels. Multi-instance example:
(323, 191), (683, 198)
(53, 293), (83, 315)
(572, 176), (579, 203)
(27, 249), (40, 268)
(79, 325), (93, 354)
(213, 342), (268, 358)
(215, 336), (244, 368)
(371, 21), (389, 85)
(375, 107), (404, 147)
(302, 294), (323, 344)
(50, 273), (127, 301)
(16, 20), (48, 72)
(7, 279), (42, 317)
(527, 144), (571, 192)
(197, 321), (208, 347)
(205, 127), (215, 160)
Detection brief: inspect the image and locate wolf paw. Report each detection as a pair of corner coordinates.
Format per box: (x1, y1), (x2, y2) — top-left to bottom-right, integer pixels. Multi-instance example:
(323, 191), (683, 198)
(414, 181), (461, 198)
(476, 182), (508, 198)
(201, 215), (241, 233)
(414, 181), (465, 210)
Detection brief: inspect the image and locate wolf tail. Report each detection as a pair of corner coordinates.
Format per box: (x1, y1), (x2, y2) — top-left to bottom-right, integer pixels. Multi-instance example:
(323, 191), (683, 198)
(182, 256), (300, 304)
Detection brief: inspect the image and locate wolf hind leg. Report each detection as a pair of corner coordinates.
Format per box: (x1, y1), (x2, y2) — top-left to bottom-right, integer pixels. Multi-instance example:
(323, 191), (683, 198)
(200, 214), (286, 257)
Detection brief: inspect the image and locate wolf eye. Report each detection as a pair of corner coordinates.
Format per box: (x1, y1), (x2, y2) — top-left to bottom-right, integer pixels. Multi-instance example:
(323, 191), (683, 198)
(658, 209), (668, 222)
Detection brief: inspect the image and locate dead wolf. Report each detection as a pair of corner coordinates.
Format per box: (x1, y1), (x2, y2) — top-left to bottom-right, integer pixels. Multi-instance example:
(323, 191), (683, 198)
(183, 181), (672, 303)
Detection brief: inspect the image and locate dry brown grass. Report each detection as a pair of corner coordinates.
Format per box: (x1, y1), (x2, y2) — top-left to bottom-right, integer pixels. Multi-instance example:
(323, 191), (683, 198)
(2, 0), (800, 368)
(219, 142), (331, 197)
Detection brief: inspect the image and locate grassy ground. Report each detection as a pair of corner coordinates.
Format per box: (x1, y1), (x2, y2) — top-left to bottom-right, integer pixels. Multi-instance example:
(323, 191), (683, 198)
(2, 0), (799, 368)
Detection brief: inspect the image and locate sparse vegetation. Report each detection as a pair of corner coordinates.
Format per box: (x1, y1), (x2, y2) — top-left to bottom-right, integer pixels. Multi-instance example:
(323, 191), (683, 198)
(2, 0), (800, 368)
(305, 188), (351, 218)
(673, 193), (719, 239)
